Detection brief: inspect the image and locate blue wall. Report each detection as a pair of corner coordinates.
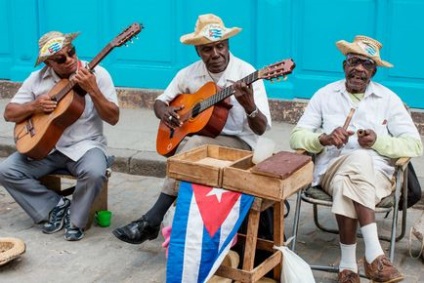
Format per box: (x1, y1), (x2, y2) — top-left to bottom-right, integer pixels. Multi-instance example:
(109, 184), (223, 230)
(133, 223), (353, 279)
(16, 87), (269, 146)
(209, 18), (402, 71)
(1, 0), (423, 108)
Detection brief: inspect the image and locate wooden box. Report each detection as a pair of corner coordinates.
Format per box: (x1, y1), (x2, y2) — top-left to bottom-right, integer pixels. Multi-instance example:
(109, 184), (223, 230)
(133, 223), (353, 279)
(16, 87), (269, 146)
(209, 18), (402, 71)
(222, 151), (314, 201)
(167, 145), (253, 187)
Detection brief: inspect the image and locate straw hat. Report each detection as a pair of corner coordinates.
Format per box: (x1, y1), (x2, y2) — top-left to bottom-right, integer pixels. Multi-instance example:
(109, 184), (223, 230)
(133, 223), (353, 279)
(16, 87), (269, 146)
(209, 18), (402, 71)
(180, 14), (241, 46)
(0, 237), (26, 266)
(35, 30), (80, 66)
(336, 35), (393, 68)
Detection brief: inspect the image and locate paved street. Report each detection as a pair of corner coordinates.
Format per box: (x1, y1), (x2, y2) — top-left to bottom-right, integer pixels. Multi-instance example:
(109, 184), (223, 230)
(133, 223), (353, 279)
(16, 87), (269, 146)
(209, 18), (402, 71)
(0, 98), (423, 282)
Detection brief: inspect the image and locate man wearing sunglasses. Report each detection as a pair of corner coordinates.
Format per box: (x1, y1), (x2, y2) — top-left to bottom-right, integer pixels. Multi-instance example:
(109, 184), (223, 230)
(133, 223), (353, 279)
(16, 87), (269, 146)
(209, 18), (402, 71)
(0, 31), (120, 241)
(290, 35), (422, 283)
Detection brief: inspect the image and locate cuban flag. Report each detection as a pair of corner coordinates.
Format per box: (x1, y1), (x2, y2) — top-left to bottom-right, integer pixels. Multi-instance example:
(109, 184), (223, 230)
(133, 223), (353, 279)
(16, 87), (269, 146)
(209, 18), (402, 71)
(166, 181), (254, 283)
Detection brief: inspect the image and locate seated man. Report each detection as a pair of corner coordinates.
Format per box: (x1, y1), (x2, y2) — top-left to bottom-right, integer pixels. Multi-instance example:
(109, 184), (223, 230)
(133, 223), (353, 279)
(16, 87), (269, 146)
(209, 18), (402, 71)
(0, 30), (120, 241)
(113, 13), (271, 244)
(290, 35), (423, 283)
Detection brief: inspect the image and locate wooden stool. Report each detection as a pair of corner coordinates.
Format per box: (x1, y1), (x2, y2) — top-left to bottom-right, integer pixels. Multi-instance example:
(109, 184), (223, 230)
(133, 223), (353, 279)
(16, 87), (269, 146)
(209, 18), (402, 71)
(39, 166), (112, 230)
(214, 198), (285, 282)
(166, 147), (313, 282)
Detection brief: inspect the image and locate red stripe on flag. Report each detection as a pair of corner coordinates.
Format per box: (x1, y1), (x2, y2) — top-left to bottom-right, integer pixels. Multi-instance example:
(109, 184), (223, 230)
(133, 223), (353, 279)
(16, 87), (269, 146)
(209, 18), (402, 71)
(192, 183), (241, 237)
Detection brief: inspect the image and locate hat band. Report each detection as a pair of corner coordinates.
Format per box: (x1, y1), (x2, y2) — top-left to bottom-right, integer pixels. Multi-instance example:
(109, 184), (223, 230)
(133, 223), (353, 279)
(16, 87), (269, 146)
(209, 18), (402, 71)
(200, 24), (227, 41)
(39, 37), (66, 57)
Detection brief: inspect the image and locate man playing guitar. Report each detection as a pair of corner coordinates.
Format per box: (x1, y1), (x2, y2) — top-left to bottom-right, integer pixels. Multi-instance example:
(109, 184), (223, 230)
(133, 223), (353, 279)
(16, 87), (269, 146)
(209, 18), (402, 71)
(0, 30), (120, 241)
(113, 14), (272, 245)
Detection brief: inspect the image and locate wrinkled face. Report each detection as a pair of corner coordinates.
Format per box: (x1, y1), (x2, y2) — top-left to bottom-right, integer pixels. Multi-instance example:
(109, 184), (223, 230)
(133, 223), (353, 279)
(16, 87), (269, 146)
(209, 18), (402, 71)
(45, 45), (78, 78)
(343, 53), (377, 93)
(195, 39), (230, 73)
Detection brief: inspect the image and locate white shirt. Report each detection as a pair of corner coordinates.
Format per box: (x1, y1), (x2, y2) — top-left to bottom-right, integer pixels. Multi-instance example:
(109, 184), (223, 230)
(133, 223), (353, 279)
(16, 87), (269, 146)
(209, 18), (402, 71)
(11, 61), (118, 161)
(296, 79), (421, 185)
(156, 53), (271, 149)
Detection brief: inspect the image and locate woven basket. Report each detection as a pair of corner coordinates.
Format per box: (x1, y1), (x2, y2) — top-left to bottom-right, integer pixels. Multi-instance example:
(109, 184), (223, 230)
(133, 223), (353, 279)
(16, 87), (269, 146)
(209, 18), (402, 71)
(0, 237), (26, 266)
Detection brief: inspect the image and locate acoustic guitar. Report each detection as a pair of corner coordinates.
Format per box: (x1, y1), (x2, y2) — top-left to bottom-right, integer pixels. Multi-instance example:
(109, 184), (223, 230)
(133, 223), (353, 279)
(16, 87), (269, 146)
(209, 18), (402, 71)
(14, 22), (142, 160)
(156, 59), (296, 157)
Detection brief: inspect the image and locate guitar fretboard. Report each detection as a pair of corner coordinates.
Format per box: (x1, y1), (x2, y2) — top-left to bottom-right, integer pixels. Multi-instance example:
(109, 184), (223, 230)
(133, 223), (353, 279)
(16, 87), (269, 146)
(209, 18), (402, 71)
(194, 70), (259, 116)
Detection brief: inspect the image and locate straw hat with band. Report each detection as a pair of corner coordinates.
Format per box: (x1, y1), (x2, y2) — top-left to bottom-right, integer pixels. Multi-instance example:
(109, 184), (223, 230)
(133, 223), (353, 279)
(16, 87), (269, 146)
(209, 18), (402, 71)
(180, 14), (241, 46)
(336, 35), (393, 68)
(35, 31), (80, 67)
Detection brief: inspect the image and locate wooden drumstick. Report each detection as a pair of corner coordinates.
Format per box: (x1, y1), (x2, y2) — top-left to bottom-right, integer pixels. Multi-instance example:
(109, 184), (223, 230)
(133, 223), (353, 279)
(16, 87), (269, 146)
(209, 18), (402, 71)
(342, 108), (356, 130)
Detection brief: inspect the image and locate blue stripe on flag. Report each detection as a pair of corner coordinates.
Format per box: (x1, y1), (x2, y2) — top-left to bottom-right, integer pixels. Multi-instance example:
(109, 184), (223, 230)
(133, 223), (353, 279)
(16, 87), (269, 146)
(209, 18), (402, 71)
(166, 181), (254, 283)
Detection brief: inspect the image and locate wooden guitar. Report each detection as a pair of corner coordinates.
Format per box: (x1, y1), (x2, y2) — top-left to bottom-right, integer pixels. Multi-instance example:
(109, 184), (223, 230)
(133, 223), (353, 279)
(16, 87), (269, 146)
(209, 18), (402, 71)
(14, 22), (142, 160)
(156, 59), (296, 157)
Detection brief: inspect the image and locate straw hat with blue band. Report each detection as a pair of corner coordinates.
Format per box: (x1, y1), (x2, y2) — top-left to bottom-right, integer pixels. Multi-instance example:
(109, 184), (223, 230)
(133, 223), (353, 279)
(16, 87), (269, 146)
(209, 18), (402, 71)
(180, 14), (241, 46)
(336, 35), (393, 68)
(35, 31), (80, 67)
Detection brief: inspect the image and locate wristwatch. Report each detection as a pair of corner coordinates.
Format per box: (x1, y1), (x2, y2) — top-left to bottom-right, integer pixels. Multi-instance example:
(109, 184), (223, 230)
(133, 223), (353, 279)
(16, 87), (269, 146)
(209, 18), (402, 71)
(247, 107), (259, 118)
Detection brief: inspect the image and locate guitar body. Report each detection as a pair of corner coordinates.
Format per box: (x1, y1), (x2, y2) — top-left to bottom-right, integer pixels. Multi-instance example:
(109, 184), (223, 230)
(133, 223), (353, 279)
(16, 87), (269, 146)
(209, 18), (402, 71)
(14, 79), (85, 160)
(156, 82), (231, 157)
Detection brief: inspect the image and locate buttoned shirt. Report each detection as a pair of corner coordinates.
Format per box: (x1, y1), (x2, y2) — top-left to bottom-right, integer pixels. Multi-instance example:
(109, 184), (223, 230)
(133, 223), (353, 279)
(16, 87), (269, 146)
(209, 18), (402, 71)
(11, 61), (118, 161)
(292, 79), (422, 185)
(156, 53), (272, 149)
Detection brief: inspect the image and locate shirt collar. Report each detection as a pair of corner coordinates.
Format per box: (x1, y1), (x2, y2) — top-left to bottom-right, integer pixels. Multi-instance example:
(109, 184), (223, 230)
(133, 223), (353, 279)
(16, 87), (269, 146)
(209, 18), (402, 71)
(337, 79), (383, 98)
(195, 52), (236, 84)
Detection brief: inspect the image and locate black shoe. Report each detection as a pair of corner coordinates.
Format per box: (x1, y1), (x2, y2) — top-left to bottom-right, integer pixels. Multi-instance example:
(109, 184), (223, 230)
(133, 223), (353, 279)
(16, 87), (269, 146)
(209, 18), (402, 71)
(42, 197), (71, 234)
(112, 216), (160, 245)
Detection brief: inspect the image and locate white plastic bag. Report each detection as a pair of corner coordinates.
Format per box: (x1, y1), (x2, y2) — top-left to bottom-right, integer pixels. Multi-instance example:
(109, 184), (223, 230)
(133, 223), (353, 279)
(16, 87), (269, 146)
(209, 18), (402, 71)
(274, 237), (315, 283)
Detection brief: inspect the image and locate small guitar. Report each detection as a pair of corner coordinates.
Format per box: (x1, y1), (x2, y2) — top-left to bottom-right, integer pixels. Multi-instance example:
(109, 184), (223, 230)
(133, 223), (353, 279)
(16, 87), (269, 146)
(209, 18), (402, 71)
(156, 59), (296, 157)
(14, 22), (142, 160)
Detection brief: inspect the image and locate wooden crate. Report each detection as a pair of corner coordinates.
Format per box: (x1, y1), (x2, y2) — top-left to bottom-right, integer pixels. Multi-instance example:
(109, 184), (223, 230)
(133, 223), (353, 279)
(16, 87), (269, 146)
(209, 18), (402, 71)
(167, 145), (253, 187)
(222, 151), (314, 201)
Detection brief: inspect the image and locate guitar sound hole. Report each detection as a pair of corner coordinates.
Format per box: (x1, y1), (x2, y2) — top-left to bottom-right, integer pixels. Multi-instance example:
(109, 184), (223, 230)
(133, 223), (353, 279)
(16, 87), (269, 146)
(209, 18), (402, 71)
(192, 103), (201, 118)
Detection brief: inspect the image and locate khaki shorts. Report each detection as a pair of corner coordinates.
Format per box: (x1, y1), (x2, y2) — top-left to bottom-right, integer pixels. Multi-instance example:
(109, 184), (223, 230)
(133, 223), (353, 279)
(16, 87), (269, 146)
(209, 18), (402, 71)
(320, 150), (392, 219)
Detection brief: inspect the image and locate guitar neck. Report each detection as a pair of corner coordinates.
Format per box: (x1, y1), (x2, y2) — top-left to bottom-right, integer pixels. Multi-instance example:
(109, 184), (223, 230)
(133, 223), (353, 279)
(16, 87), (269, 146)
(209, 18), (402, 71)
(197, 70), (259, 113)
(86, 43), (114, 71)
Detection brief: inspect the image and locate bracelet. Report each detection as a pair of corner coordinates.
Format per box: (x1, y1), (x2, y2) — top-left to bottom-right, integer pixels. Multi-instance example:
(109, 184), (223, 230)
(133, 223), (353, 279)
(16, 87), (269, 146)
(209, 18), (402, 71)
(247, 107), (259, 118)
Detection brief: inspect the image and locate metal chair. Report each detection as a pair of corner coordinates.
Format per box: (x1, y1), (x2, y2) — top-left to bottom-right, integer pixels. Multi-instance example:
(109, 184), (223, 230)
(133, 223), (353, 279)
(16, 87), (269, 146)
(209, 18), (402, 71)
(290, 150), (410, 273)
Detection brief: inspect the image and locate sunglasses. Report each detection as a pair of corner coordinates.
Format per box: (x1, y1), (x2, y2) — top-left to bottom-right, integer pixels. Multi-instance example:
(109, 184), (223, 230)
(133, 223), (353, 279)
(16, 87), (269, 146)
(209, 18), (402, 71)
(346, 55), (375, 70)
(50, 46), (76, 64)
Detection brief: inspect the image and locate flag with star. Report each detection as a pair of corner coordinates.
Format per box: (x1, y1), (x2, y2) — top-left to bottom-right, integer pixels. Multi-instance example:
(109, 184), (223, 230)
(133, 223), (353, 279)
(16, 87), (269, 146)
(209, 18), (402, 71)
(166, 181), (254, 283)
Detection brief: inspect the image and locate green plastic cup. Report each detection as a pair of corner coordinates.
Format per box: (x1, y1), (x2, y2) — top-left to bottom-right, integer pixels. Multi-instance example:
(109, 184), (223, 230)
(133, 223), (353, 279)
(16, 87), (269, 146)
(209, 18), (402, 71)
(96, 210), (112, 227)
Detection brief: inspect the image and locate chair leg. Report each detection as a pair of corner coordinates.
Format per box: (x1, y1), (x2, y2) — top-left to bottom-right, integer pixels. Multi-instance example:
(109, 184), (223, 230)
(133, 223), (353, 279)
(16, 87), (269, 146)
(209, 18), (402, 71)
(242, 199), (261, 271)
(313, 204), (339, 234)
(290, 191), (302, 251)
